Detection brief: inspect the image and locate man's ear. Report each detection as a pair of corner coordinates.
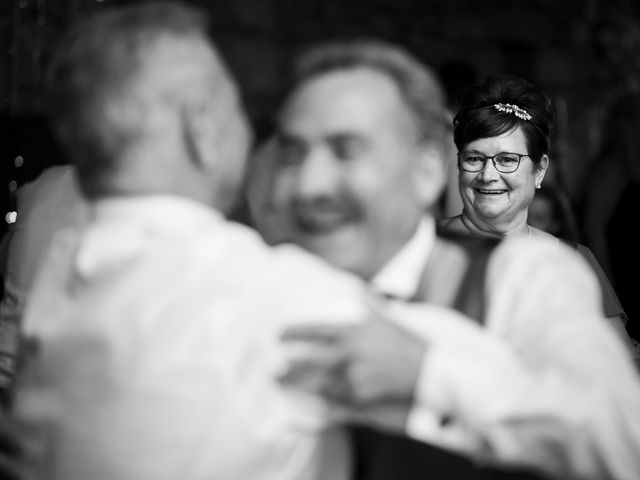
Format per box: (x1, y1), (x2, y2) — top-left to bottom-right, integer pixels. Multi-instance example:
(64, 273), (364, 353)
(411, 141), (448, 211)
(181, 93), (251, 175)
(180, 97), (217, 170)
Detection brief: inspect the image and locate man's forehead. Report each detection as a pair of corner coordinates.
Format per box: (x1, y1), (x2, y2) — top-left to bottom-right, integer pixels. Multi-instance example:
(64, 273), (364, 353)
(278, 112), (372, 141)
(286, 67), (402, 108)
(278, 67), (409, 137)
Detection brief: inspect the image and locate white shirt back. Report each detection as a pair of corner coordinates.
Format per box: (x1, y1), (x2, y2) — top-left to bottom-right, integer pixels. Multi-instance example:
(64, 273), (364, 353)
(14, 195), (367, 480)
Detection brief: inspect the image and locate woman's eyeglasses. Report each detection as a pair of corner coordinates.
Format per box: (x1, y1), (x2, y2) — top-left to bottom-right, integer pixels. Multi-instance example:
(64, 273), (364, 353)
(457, 152), (529, 173)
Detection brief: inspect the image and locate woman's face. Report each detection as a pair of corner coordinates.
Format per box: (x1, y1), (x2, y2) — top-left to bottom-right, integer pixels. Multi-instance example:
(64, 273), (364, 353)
(458, 126), (547, 230)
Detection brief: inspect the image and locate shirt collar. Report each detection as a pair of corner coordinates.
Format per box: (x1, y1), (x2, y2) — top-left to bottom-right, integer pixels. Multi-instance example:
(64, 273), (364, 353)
(71, 196), (226, 279)
(90, 195), (224, 235)
(371, 216), (436, 300)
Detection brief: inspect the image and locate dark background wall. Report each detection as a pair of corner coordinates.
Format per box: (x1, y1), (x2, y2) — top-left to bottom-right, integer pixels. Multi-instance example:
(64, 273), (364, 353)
(2, 0), (640, 240)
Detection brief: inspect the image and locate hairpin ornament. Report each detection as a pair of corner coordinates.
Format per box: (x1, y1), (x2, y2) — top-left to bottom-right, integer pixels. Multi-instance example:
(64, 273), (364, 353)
(494, 103), (532, 121)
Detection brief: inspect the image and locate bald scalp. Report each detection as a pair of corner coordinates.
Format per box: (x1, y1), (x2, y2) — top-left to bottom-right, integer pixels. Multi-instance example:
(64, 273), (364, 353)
(45, 1), (238, 198)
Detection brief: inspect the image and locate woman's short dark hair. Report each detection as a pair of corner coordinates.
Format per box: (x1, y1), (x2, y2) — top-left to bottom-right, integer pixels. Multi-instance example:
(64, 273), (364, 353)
(452, 74), (554, 170)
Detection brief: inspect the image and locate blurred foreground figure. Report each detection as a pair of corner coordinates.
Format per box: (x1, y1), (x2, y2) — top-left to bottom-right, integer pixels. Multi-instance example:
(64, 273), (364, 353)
(0, 165), (88, 401)
(265, 40), (640, 480)
(7, 2), (384, 479)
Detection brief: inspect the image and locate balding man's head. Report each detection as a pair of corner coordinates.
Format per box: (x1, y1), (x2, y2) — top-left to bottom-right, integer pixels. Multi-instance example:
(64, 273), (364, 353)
(46, 1), (250, 204)
(270, 40), (450, 278)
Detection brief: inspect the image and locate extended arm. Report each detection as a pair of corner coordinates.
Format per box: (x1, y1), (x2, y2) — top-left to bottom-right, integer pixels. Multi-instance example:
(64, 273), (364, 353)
(407, 237), (640, 479)
(280, 237), (640, 480)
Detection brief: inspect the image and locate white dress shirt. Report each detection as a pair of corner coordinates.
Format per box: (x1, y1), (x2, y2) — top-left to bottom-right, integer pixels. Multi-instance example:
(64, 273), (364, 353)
(372, 217), (640, 480)
(14, 195), (368, 480)
(371, 216), (435, 300)
(13, 202), (640, 480)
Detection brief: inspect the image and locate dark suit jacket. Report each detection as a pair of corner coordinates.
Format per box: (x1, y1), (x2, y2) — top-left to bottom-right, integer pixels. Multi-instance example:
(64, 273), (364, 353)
(351, 233), (546, 480)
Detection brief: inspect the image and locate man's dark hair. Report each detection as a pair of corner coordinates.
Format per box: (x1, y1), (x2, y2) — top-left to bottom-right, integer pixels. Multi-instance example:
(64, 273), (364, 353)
(280, 39), (449, 144)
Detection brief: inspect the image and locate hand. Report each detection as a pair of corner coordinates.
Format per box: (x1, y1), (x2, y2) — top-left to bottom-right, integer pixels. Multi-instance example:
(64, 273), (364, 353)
(279, 299), (426, 409)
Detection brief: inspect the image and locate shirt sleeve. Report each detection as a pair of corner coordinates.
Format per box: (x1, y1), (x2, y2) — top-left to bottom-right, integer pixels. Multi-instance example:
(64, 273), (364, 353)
(401, 236), (640, 480)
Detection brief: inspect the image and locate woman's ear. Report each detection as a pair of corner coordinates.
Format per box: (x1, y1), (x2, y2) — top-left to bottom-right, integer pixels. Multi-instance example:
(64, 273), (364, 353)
(411, 141), (448, 211)
(535, 154), (550, 188)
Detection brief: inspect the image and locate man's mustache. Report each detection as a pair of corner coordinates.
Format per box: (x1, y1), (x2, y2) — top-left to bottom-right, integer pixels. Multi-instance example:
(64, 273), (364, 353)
(291, 196), (361, 231)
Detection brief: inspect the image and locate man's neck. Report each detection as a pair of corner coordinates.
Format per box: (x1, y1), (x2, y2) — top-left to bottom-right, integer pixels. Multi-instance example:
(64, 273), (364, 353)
(370, 217), (436, 300)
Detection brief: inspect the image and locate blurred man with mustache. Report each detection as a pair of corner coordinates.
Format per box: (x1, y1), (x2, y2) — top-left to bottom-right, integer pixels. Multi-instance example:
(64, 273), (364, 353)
(258, 39), (640, 480)
(6, 4), (386, 479)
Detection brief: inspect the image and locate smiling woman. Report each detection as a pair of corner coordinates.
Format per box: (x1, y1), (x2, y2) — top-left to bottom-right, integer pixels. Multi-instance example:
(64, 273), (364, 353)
(453, 126), (546, 236)
(439, 73), (639, 357)
(440, 74), (550, 238)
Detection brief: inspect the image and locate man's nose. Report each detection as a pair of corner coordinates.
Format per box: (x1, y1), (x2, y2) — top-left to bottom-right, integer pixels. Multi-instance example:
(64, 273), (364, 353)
(295, 149), (340, 198)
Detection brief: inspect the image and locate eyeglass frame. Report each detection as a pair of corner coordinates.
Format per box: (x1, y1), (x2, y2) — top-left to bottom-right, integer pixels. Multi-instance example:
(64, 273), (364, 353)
(457, 151), (530, 174)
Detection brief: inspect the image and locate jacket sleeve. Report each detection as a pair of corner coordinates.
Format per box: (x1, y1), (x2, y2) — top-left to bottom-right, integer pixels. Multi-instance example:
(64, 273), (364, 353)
(400, 236), (640, 480)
